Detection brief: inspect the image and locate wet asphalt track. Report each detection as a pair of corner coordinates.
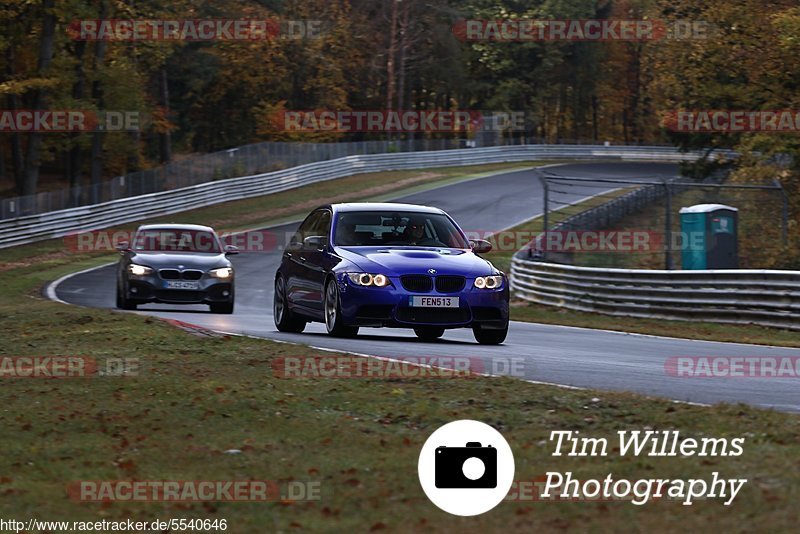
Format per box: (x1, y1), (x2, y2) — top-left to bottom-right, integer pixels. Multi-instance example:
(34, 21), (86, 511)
(50, 162), (800, 412)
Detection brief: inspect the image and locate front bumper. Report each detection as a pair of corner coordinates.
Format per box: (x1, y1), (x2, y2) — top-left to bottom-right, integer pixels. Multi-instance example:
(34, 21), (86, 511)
(124, 274), (234, 305)
(336, 274), (509, 329)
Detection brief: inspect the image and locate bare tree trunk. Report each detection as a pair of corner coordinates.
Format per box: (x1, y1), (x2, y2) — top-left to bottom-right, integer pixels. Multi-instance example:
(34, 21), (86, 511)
(629, 44), (642, 143)
(5, 48), (25, 194)
(385, 0), (399, 142)
(89, 1), (109, 203)
(397, 0), (410, 113)
(159, 67), (172, 163)
(21, 0), (56, 198)
(67, 40), (87, 206)
(622, 105), (630, 144)
(125, 29), (141, 175)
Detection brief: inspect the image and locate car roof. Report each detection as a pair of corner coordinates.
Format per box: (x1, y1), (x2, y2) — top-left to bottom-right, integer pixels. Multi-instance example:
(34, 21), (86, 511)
(136, 223), (216, 232)
(330, 202), (445, 215)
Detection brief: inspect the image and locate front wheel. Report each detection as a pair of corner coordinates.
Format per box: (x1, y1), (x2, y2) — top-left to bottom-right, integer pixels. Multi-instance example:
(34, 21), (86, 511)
(472, 323), (508, 345)
(274, 277), (306, 332)
(324, 279), (359, 338)
(414, 327), (445, 341)
(116, 284), (137, 310)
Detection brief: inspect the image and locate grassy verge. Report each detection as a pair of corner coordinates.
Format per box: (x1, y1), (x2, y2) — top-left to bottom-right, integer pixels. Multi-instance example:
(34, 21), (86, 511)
(4, 157), (797, 349)
(477, 197), (800, 348)
(562, 185), (789, 271)
(0, 242), (799, 531)
(5, 156), (799, 351)
(481, 187), (636, 276)
(0, 161), (544, 268)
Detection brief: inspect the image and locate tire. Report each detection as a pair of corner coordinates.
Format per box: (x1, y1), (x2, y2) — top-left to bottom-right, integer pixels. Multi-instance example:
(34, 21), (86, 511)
(210, 301), (234, 314)
(324, 279), (359, 338)
(413, 327), (445, 341)
(274, 276), (306, 332)
(116, 283), (137, 310)
(473, 323), (508, 345)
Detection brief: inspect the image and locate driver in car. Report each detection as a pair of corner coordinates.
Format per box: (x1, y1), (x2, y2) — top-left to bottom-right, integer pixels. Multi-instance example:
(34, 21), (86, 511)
(403, 219), (426, 245)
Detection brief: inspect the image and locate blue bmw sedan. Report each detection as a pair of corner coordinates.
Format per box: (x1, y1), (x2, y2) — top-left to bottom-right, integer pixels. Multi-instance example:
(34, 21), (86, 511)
(273, 203), (509, 344)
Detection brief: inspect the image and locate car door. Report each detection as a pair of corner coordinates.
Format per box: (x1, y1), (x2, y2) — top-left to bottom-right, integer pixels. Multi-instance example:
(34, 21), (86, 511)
(284, 212), (320, 312)
(295, 209), (332, 314)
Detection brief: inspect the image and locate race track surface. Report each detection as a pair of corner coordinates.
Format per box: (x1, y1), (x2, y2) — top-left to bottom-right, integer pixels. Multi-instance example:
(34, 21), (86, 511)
(51, 162), (800, 412)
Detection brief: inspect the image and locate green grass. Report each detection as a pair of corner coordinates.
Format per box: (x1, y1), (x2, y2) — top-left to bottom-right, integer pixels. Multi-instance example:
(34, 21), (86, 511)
(481, 187), (636, 276)
(5, 156), (798, 348)
(0, 161), (544, 267)
(474, 190), (800, 348)
(0, 243), (798, 531)
(0, 162), (798, 530)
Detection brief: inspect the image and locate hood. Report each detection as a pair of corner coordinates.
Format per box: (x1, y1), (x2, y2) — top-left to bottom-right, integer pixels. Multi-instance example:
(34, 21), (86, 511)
(335, 247), (494, 276)
(130, 252), (230, 270)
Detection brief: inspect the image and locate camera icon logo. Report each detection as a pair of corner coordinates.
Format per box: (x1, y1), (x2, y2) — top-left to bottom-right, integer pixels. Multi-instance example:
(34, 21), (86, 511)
(435, 442), (497, 488)
(418, 420), (514, 516)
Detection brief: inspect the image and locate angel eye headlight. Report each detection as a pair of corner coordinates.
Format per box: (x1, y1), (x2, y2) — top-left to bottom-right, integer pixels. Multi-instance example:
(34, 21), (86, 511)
(347, 273), (390, 287)
(474, 275), (503, 289)
(128, 264), (153, 276)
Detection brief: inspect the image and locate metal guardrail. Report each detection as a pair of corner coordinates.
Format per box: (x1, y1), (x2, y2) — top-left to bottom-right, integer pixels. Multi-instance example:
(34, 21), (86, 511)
(0, 137), (683, 220)
(0, 144), (732, 249)
(0, 138), (468, 220)
(510, 259), (800, 330)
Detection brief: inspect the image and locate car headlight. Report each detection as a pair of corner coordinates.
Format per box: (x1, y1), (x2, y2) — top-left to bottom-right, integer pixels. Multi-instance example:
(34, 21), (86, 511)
(210, 267), (234, 279)
(346, 273), (390, 287)
(128, 264), (153, 276)
(474, 275), (503, 289)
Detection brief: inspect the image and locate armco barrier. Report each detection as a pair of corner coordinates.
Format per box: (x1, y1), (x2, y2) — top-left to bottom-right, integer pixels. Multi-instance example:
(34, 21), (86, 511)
(0, 144), (733, 249)
(510, 259), (800, 330)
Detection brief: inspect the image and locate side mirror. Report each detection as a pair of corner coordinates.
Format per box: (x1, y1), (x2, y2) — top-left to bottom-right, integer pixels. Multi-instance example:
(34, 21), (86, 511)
(303, 235), (327, 251)
(470, 239), (492, 254)
(115, 241), (130, 252)
(224, 244), (239, 255)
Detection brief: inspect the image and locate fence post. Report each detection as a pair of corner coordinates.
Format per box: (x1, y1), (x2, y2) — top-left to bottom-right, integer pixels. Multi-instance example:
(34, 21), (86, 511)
(773, 178), (789, 246)
(664, 179), (673, 270)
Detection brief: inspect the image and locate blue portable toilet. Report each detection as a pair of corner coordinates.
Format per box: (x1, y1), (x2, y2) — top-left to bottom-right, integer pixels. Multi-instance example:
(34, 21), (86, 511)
(679, 204), (739, 269)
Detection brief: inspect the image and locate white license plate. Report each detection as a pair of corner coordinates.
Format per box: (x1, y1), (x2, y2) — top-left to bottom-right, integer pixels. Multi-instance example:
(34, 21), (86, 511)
(409, 296), (459, 308)
(165, 280), (200, 290)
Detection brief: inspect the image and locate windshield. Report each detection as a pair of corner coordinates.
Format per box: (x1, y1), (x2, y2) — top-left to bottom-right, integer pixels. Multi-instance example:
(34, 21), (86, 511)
(132, 229), (221, 253)
(333, 211), (469, 248)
